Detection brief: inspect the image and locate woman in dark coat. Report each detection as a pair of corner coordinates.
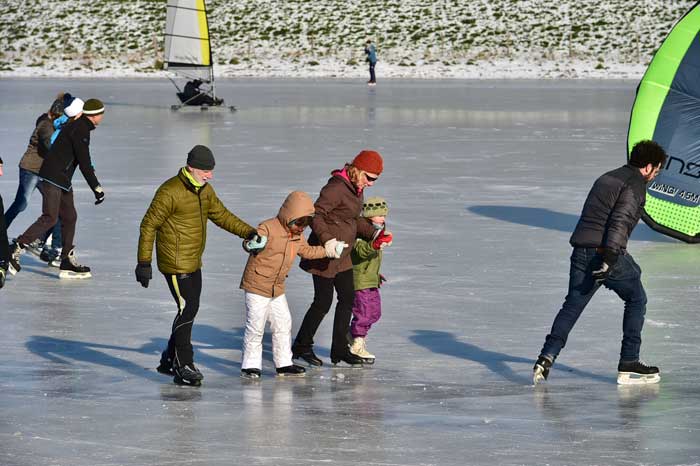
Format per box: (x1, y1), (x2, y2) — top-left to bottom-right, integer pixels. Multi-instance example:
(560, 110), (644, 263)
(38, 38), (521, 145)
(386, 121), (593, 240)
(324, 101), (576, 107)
(292, 150), (392, 365)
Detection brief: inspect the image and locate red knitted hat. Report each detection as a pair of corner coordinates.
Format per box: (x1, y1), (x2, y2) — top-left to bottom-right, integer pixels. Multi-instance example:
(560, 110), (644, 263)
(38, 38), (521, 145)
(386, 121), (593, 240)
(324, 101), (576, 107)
(351, 150), (383, 174)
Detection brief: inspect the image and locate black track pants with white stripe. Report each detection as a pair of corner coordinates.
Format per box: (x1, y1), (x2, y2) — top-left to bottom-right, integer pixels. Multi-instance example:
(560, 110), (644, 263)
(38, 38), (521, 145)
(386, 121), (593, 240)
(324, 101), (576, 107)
(163, 269), (202, 367)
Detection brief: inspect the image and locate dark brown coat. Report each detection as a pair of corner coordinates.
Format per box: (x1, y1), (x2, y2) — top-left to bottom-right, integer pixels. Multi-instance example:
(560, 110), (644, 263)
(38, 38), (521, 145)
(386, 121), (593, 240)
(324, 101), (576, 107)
(300, 169), (376, 278)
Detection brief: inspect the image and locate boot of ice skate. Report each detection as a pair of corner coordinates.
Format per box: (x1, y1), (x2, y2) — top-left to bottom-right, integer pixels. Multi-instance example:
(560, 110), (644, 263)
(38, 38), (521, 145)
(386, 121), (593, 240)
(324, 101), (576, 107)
(292, 348), (323, 367)
(533, 355), (554, 384)
(0, 261), (6, 289)
(8, 240), (24, 275)
(240, 368), (262, 379)
(58, 249), (92, 279)
(24, 239), (45, 257)
(156, 351), (175, 376)
(617, 360), (660, 385)
(349, 336), (375, 364)
(173, 363), (203, 386)
(40, 247), (62, 268)
(276, 364), (306, 377)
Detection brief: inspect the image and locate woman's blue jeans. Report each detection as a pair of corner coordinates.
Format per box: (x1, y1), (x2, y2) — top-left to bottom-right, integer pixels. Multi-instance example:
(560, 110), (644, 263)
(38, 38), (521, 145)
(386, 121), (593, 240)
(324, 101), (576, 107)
(541, 247), (647, 362)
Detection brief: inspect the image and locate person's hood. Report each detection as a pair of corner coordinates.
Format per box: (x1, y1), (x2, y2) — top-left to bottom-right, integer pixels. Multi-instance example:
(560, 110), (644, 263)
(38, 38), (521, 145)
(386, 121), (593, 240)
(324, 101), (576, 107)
(277, 191), (315, 228)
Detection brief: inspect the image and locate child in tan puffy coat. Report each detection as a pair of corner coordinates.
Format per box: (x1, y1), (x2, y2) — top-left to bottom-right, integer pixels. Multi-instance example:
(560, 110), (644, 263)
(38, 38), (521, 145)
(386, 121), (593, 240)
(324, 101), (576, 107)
(239, 191), (347, 378)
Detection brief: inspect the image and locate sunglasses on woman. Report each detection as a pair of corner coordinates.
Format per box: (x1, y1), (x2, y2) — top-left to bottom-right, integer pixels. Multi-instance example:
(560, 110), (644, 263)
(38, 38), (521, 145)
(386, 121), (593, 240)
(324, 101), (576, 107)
(364, 173), (378, 182)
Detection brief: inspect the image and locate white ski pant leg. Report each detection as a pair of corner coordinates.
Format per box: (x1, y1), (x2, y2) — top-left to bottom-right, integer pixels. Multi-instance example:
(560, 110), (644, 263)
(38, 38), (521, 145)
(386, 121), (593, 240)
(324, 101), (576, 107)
(242, 292), (293, 369)
(268, 294), (293, 368)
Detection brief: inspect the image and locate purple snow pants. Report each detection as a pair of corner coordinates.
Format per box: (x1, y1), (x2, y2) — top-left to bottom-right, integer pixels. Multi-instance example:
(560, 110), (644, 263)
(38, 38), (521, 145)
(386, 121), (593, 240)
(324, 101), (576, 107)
(350, 288), (382, 338)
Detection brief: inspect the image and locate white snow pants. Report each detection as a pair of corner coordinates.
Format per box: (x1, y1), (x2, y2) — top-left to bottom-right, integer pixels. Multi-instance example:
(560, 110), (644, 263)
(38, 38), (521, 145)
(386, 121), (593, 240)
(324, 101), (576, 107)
(241, 292), (293, 370)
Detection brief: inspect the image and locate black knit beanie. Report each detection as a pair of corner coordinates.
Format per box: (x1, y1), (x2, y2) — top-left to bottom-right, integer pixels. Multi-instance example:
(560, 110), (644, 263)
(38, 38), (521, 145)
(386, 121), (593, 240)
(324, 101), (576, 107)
(187, 145), (215, 170)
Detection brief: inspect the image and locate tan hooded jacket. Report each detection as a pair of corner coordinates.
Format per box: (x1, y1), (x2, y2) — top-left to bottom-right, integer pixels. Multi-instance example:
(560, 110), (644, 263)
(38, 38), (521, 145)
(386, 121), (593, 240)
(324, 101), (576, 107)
(240, 191), (327, 298)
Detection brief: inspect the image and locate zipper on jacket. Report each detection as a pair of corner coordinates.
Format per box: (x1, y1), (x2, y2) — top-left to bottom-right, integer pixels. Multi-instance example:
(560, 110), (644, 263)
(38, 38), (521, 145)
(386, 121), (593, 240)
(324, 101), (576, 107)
(198, 191), (205, 258)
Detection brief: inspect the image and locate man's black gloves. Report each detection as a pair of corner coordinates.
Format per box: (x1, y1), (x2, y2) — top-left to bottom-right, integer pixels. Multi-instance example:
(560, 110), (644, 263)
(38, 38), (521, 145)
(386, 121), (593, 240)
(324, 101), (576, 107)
(591, 249), (619, 281)
(135, 262), (152, 288)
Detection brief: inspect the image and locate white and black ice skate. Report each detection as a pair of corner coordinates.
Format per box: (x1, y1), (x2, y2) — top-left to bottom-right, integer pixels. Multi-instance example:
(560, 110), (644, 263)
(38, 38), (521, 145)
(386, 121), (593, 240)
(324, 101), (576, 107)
(24, 239), (45, 257)
(276, 364), (306, 377)
(8, 241), (24, 275)
(58, 249), (92, 279)
(173, 364), (203, 386)
(617, 360), (660, 385)
(349, 336), (375, 365)
(533, 355), (553, 384)
(240, 368), (262, 379)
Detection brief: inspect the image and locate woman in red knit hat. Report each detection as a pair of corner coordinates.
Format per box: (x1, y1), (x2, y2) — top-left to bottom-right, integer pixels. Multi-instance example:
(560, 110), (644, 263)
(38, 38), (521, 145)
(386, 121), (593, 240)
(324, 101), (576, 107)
(292, 150), (393, 366)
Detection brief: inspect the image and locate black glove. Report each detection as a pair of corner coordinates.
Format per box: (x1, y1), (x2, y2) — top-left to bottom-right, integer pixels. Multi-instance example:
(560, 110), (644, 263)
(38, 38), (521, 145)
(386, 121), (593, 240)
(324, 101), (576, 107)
(591, 249), (619, 281)
(94, 186), (105, 205)
(135, 262), (152, 288)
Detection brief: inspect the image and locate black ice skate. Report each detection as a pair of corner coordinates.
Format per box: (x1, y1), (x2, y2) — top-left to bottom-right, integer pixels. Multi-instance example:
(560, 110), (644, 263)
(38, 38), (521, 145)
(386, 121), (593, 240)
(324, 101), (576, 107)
(276, 364), (306, 377)
(331, 351), (364, 367)
(58, 249), (92, 279)
(292, 349), (323, 367)
(156, 351), (175, 376)
(617, 360), (660, 385)
(173, 364), (203, 386)
(40, 247), (61, 268)
(8, 240), (24, 275)
(240, 368), (262, 379)
(533, 355), (554, 384)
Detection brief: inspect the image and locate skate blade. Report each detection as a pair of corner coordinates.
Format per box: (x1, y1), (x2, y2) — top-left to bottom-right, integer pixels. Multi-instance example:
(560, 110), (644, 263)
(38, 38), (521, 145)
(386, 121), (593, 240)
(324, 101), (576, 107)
(292, 357), (323, 368)
(58, 270), (92, 279)
(617, 372), (660, 385)
(173, 376), (202, 387)
(8, 264), (19, 275)
(331, 361), (364, 368)
(275, 372), (306, 378)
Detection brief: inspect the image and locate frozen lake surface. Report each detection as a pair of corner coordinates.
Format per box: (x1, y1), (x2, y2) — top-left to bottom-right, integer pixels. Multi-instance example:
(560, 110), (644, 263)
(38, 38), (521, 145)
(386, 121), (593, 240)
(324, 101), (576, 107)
(0, 79), (699, 466)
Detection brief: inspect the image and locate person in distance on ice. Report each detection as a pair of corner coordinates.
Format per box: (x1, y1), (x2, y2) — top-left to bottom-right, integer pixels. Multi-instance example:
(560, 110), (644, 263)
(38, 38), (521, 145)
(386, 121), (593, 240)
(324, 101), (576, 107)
(533, 140), (668, 386)
(239, 191), (348, 379)
(348, 197), (393, 364)
(364, 39), (377, 85)
(8, 98), (105, 280)
(136, 145), (263, 387)
(4, 93), (75, 267)
(292, 150), (392, 367)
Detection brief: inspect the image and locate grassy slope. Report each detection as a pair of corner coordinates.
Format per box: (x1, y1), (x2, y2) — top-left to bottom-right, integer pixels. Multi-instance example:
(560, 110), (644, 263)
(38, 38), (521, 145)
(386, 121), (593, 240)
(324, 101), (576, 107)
(1, 0), (695, 75)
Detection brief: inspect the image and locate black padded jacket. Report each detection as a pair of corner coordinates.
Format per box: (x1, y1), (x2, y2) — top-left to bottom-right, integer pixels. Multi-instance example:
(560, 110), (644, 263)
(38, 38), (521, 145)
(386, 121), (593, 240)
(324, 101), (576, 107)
(569, 164), (647, 253)
(39, 115), (101, 192)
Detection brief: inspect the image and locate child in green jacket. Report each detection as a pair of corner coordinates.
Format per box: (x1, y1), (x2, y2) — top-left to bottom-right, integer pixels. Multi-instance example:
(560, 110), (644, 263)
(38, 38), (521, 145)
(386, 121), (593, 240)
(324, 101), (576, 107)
(349, 197), (393, 363)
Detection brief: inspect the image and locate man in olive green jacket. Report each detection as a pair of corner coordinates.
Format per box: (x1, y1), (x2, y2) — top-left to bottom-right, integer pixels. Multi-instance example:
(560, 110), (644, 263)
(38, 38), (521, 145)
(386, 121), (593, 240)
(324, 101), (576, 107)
(135, 145), (260, 386)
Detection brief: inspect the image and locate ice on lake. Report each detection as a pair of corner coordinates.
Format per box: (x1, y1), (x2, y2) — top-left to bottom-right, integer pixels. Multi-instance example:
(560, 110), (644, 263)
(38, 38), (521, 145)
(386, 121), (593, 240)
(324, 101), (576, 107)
(0, 79), (699, 466)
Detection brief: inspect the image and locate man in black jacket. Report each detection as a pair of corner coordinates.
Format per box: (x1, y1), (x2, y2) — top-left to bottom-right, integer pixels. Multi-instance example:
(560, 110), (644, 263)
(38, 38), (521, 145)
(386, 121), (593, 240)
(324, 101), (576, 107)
(533, 140), (667, 386)
(9, 98), (106, 280)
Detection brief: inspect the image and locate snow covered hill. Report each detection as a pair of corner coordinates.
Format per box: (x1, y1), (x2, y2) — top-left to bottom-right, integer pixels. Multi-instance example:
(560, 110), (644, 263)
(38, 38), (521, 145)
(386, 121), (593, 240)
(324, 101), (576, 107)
(1, 0), (695, 79)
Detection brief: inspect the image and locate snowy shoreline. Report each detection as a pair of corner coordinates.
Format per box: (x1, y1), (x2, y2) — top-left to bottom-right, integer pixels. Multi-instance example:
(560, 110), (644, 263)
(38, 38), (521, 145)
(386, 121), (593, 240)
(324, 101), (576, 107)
(0, 59), (646, 80)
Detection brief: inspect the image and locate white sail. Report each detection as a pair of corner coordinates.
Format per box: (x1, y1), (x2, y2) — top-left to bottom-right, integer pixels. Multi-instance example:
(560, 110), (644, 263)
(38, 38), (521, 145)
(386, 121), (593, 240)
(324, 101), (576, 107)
(164, 0), (212, 82)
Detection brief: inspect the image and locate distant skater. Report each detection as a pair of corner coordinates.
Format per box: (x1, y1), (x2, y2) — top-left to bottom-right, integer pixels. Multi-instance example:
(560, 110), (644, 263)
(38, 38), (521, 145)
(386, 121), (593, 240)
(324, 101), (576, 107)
(533, 140), (668, 386)
(364, 39), (377, 85)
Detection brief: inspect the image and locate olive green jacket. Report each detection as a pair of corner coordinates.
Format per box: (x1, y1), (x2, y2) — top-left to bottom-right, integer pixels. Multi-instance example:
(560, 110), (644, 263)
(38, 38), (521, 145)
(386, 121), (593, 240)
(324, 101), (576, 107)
(351, 238), (383, 290)
(138, 169), (256, 274)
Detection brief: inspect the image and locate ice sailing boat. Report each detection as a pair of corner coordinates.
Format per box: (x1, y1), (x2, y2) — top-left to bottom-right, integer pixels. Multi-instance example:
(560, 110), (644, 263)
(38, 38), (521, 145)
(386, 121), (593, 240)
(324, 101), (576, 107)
(627, 1), (700, 242)
(164, 0), (235, 111)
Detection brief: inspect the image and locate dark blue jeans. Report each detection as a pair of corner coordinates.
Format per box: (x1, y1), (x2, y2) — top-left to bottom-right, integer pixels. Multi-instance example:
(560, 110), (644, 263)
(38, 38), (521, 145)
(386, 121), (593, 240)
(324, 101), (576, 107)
(541, 247), (647, 362)
(369, 62), (376, 83)
(4, 168), (61, 247)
